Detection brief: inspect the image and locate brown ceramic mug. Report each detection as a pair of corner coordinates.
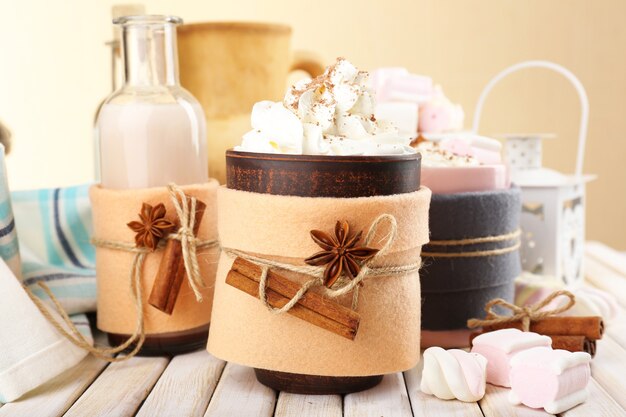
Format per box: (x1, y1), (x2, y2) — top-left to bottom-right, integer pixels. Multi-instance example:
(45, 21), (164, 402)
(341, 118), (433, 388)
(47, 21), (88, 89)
(178, 22), (325, 183)
(225, 149), (421, 394)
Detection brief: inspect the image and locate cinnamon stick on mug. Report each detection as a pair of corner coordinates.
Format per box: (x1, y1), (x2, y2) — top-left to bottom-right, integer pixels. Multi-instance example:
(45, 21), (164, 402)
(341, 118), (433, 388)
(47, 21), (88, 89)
(148, 196), (206, 314)
(226, 257), (361, 340)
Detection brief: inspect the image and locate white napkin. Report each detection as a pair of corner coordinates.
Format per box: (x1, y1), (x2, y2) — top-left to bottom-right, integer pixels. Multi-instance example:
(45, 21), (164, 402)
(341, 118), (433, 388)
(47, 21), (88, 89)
(0, 258), (87, 402)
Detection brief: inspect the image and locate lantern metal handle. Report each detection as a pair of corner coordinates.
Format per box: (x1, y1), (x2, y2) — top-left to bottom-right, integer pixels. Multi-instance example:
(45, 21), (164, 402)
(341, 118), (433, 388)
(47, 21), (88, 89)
(472, 60), (589, 177)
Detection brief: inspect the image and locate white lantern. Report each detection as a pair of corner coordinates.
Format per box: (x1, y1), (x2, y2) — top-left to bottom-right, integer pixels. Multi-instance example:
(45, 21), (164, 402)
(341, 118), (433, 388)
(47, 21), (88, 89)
(473, 61), (595, 285)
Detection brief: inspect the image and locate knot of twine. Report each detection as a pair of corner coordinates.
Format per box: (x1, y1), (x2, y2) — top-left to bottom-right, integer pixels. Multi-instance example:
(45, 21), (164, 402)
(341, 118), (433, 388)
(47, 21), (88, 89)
(467, 289), (576, 331)
(422, 229), (521, 258)
(25, 183), (218, 362)
(224, 213), (422, 312)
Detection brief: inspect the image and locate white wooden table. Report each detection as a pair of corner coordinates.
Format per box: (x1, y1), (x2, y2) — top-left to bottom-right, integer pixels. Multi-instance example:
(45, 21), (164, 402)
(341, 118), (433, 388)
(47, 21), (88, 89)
(1, 243), (625, 417)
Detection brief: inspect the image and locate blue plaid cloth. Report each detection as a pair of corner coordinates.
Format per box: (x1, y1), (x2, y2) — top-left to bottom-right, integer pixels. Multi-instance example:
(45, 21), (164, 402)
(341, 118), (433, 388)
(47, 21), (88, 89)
(11, 184), (95, 338)
(0, 147), (21, 278)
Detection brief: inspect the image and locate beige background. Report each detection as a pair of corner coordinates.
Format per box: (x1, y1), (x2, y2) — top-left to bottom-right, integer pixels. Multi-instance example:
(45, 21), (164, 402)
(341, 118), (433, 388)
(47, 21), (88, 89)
(0, 0), (624, 249)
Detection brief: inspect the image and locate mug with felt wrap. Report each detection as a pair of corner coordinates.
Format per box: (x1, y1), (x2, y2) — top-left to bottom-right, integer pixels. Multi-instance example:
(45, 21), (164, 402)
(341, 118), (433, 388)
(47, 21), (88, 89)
(89, 181), (219, 340)
(420, 186), (522, 330)
(208, 185), (431, 376)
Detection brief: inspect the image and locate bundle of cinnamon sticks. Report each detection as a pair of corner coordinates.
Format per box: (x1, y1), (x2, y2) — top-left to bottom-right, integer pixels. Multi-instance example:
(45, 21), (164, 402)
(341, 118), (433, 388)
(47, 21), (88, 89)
(470, 316), (604, 356)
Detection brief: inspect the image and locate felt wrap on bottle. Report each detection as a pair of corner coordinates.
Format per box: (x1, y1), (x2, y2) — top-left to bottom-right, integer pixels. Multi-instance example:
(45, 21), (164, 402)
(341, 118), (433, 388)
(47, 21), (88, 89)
(90, 180), (219, 334)
(207, 186), (431, 376)
(421, 186), (521, 330)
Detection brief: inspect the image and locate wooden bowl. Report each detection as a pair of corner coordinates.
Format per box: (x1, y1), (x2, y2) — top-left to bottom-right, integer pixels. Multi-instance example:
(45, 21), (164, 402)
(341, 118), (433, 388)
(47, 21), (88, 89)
(226, 149), (421, 394)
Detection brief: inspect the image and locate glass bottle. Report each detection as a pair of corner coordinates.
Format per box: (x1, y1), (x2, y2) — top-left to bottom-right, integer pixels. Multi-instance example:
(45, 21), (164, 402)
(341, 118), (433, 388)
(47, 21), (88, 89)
(95, 15), (208, 355)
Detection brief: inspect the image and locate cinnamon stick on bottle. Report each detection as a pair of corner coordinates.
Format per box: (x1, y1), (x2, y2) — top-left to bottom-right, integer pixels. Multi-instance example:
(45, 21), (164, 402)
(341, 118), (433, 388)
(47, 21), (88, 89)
(148, 196), (206, 314)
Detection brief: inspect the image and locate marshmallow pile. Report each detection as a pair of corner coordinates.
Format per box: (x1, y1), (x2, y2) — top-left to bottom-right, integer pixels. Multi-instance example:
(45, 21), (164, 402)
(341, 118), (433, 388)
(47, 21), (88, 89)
(237, 58), (415, 156)
(371, 67), (505, 168)
(421, 329), (592, 414)
(371, 67), (464, 136)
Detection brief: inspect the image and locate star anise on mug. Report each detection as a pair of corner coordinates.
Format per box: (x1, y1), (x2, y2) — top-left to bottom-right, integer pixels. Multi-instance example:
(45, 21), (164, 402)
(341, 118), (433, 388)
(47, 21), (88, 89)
(127, 202), (176, 251)
(304, 220), (379, 288)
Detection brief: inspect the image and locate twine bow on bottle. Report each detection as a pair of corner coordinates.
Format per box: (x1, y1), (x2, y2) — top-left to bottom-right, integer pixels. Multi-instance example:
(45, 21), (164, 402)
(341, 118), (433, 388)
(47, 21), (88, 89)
(467, 290), (576, 331)
(25, 183), (218, 362)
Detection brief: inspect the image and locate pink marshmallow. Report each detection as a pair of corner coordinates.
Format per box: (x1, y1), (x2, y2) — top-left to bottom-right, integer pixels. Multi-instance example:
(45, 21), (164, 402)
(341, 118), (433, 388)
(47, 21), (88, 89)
(371, 68), (433, 103)
(471, 148), (502, 165)
(370, 67), (409, 99)
(380, 74), (433, 102)
(438, 138), (502, 165)
(420, 165), (509, 194)
(509, 347), (591, 414)
(471, 328), (552, 387)
(439, 138), (474, 158)
(419, 101), (453, 133)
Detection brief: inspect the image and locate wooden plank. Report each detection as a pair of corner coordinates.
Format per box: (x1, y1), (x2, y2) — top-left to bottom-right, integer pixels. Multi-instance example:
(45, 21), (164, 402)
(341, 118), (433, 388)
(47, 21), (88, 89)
(405, 362), (483, 417)
(561, 379), (625, 417)
(204, 363), (276, 417)
(344, 373), (412, 417)
(584, 256), (626, 308)
(606, 313), (626, 350)
(64, 355), (168, 417)
(274, 392), (342, 417)
(479, 383), (554, 417)
(0, 355), (107, 417)
(136, 350), (226, 417)
(590, 337), (626, 410)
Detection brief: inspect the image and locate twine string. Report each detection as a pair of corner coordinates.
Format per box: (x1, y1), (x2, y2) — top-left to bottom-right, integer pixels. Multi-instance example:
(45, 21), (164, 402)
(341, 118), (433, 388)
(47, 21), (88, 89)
(225, 214), (421, 313)
(26, 183), (217, 362)
(467, 289), (576, 330)
(422, 228), (521, 258)
(167, 184), (206, 301)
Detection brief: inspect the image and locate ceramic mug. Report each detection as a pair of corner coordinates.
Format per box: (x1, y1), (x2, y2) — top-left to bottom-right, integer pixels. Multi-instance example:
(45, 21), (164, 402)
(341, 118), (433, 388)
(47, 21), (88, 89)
(177, 22), (325, 183)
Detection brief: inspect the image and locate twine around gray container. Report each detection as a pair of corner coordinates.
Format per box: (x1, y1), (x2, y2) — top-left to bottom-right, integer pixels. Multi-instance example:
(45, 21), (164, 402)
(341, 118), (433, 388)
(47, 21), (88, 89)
(420, 186), (521, 330)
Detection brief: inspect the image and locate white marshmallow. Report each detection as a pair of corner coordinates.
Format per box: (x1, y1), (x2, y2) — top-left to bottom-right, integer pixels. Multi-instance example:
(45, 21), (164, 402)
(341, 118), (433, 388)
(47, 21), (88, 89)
(375, 102), (419, 135)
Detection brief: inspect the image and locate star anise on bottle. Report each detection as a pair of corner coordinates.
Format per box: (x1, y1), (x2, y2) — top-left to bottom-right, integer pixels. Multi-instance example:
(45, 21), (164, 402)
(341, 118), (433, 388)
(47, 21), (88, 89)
(304, 220), (379, 288)
(127, 202), (176, 251)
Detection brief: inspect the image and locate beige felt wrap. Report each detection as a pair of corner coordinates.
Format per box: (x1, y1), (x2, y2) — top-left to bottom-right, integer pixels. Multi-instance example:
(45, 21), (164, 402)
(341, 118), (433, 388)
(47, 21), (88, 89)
(207, 186), (432, 376)
(90, 181), (220, 335)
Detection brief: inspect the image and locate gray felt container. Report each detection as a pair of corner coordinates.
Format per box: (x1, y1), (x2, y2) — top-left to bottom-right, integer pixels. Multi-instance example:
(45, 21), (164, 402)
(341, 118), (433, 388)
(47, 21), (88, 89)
(420, 186), (521, 330)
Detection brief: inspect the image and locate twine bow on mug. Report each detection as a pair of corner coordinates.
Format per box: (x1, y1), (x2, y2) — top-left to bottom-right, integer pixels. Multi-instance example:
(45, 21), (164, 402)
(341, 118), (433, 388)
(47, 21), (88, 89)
(224, 213), (423, 312)
(467, 290), (576, 331)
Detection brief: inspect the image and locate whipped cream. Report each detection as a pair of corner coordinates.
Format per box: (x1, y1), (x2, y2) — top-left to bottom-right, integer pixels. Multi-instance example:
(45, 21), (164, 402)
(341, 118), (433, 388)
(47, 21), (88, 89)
(236, 58), (415, 156)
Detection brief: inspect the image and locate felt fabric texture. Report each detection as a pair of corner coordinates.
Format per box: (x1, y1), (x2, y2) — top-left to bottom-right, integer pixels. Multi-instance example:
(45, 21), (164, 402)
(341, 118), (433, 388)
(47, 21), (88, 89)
(421, 186), (522, 330)
(208, 186), (431, 377)
(90, 181), (219, 334)
(12, 184), (95, 339)
(0, 258), (87, 403)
